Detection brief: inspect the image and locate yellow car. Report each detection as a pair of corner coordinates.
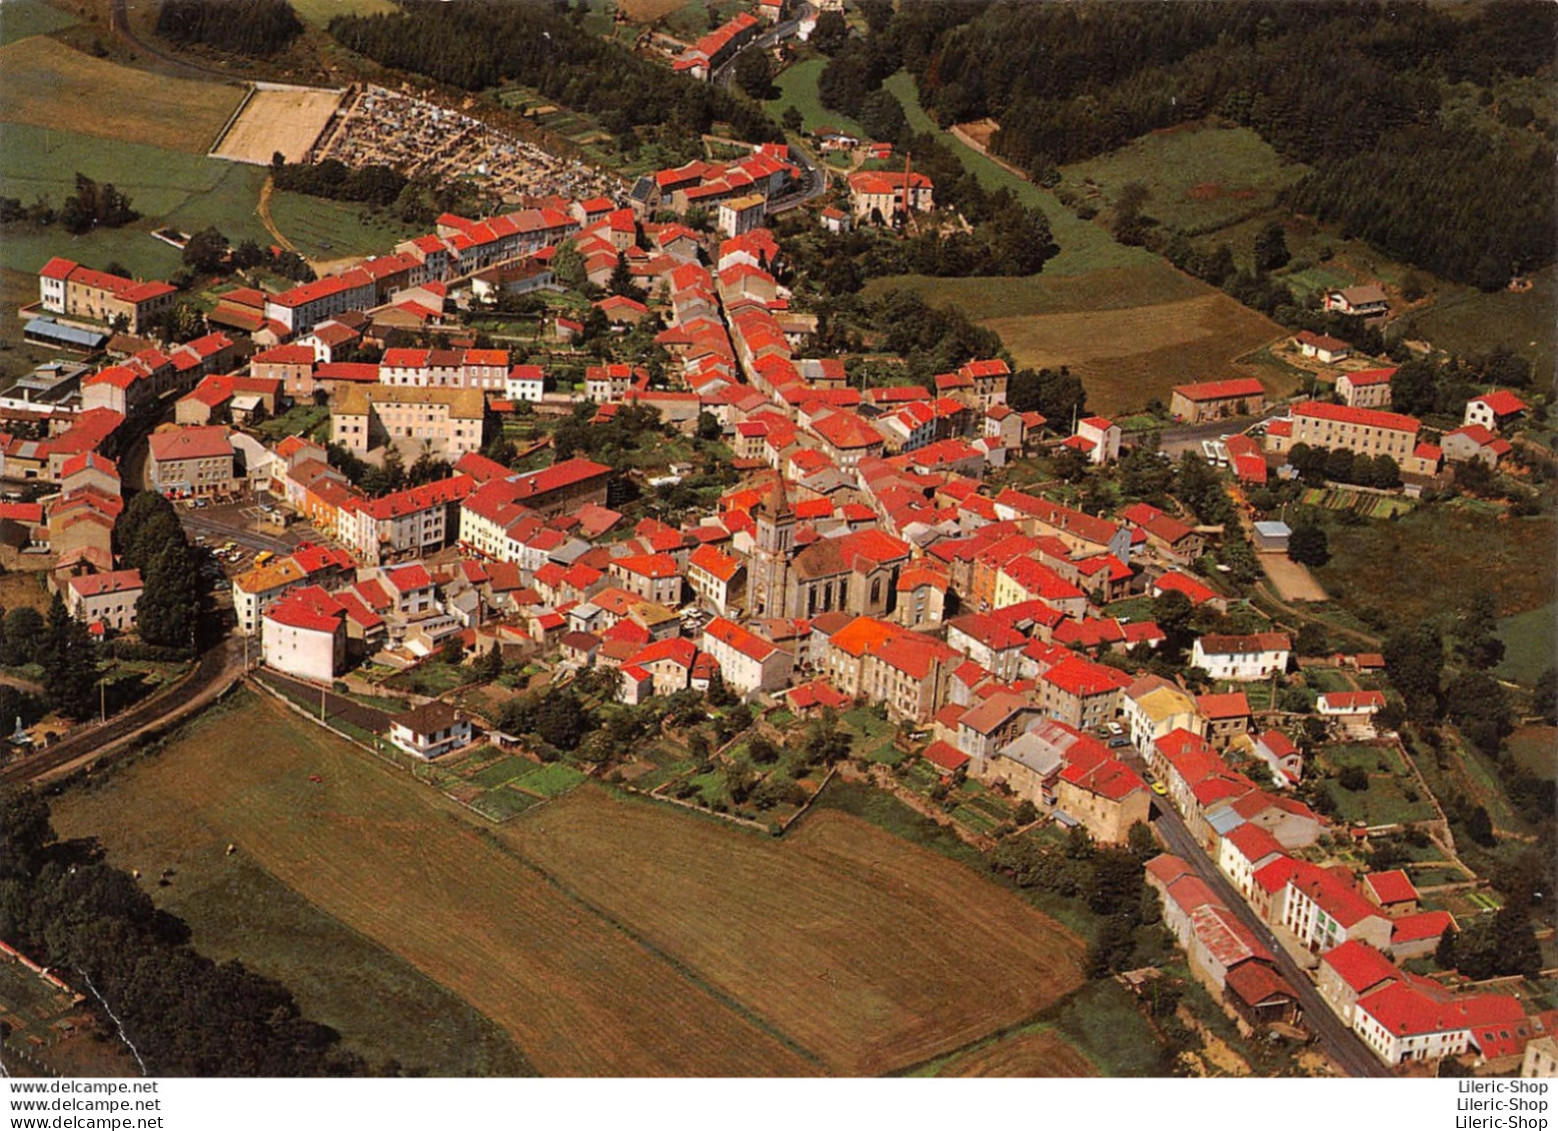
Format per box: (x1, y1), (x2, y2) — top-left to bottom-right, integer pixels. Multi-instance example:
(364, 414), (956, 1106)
(1151, 781), (1168, 796)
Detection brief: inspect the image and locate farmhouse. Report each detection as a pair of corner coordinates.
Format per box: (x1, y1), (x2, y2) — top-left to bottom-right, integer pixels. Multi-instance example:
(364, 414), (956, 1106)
(1169, 378), (1267, 424)
(1464, 390), (1528, 431)
(1190, 633), (1291, 681)
(1441, 424), (1511, 468)
(1066, 416), (1121, 465)
(1354, 982), (1524, 1068)
(37, 258), (176, 334)
(1323, 284), (1389, 318)
(1294, 330), (1351, 364)
(1335, 368), (1396, 409)
(847, 170), (934, 223)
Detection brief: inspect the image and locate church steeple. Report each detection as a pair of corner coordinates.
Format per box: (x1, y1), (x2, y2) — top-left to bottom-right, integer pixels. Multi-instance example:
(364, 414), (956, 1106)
(749, 474), (795, 616)
(755, 474), (795, 554)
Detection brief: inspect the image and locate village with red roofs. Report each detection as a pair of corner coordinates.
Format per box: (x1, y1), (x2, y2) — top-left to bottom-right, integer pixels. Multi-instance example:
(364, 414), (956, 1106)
(0, 0), (1551, 1091)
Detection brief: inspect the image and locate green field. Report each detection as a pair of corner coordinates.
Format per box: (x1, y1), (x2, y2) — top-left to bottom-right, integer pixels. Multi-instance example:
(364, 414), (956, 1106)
(1495, 601), (1556, 686)
(1314, 507), (1556, 627)
(864, 261), (1206, 319)
(1415, 267), (1557, 386)
(0, 123), (270, 276)
(765, 59), (866, 138)
(0, 0), (78, 45)
(1059, 120), (1309, 236)
(511, 760), (587, 798)
(267, 189), (421, 261)
(1040, 978), (1165, 1077)
(51, 695), (530, 1077)
(289, 0), (398, 24)
(884, 70), (1153, 278)
(1319, 743), (1437, 827)
(1507, 726), (1557, 782)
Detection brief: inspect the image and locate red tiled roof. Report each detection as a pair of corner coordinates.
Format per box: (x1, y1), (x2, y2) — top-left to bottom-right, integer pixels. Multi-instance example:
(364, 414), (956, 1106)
(921, 740), (970, 774)
(67, 568), (142, 599)
(1224, 822), (1284, 864)
(148, 426), (231, 462)
(1153, 571), (1218, 605)
(1319, 690), (1386, 712)
(1471, 390), (1527, 416)
(1173, 378), (1266, 403)
(704, 616), (777, 662)
(1362, 869), (1418, 906)
(1293, 400), (1420, 433)
(688, 543), (741, 583)
(1196, 691), (1251, 720)
(1390, 910), (1455, 944)
(1359, 981), (1522, 1039)
(1043, 654), (1131, 698)
(1321, 939), (1400, 994)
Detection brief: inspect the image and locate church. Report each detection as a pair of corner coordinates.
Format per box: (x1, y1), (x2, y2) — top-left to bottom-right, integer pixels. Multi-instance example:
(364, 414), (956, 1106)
(745, 477), (912, 621)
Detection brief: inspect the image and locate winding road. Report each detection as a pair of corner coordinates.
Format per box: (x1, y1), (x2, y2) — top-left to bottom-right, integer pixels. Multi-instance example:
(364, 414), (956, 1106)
(1, 636), (248, 787)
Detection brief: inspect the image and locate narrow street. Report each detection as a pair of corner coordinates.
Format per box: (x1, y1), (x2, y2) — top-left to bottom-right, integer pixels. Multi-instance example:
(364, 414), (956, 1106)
(1148, 796), (1389, 1078)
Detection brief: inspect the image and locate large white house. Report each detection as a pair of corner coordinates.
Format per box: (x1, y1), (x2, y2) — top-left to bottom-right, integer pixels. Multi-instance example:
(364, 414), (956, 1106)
(388, 701), (473, 759)
(701, 617), (792, 695)
(261, 586), (347, 683)
(65, 569), (143, 632)
(1190, 632), (1291, 681)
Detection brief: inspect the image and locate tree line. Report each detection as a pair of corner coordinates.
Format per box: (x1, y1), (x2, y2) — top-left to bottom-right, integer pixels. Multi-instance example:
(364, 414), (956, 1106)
(156, 0), (304, 57)
(270, 156), (408, 209)
(0, 173), (138, 236)
(878, 0), (1555, 288)
(0, 788), (387, 1075)
(328, 0), (781, 146)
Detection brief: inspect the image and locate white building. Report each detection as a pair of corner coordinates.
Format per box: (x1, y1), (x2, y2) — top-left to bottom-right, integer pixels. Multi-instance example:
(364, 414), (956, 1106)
(1072, 416), (1121, 465)
(1190, 632), (1291, 681)
(388, 701), (472, 759)
(65, 569), (143, 632)
(261, 587), (346, 683)
(701, 616), (792, 695)
(505, 364), (545, 403)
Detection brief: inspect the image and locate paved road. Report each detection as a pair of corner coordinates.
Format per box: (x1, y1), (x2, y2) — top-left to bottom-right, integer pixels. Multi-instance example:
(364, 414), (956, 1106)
(1, 636), (247, 787)
(180, 510), (302, 557)
(1147, 794), (1389, 1078)
(1153, 417), (1264, 458)
(766, 139), (827, 213)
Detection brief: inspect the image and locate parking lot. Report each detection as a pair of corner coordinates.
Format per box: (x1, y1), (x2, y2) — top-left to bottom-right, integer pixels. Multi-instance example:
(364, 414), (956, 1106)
(178, 491), (340, 581)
